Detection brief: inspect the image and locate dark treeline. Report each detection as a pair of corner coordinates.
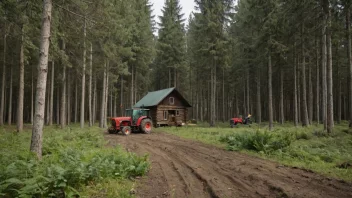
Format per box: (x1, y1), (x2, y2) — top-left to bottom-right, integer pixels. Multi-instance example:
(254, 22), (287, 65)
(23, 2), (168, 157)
(0, 0), (155, 133)
(185, 0), (352, 133)
(0, 0), (351, 135)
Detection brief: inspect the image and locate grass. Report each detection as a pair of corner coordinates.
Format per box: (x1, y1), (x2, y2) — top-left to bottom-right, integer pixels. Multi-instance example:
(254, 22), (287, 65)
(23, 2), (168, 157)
(0, 124), (149, 198)
(155, 121), (352, 181)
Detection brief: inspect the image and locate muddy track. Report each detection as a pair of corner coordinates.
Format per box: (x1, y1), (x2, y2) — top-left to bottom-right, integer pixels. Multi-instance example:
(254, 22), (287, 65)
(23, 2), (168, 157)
(105, 132), (352, 198)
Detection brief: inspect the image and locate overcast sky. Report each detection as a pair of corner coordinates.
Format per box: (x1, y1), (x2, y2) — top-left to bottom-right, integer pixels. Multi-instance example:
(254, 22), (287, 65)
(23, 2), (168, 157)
(151, 0), (196, 30)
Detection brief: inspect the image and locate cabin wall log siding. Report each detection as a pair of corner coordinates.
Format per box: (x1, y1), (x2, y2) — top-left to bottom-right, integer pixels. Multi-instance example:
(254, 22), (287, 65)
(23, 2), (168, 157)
(151, 105), (187, 126)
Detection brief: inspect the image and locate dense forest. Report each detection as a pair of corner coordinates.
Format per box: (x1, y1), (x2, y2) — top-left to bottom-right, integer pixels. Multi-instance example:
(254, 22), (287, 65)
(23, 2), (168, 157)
(0, 0), (352, 154)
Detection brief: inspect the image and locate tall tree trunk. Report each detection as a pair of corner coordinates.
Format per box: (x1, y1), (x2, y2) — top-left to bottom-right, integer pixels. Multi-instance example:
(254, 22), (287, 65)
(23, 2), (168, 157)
(294, 44), (298, 126)
(93, 74), (96, 124)
(210, 57), (216, 127)
(337, 60), (341, 124)
(131, 65), (134, 107)
(56, 89), (59, 124)
(75, 79), (78, 123)
(60, 41), (66, 129)
(88, 43), (93, 127)
(120, 75), (123, 116)
(49, 61), (54, 125)
(46, 77), (50, 125)
(104, 62), (109, 128)
(114, 91), (117, 116)
(301, 26), (310, 127)
(246, 69), (250, 115)
(256, 69), (261, 124)
(190, 68), (193, 119)
(80, 19), (87, 128)
(298, 58), (301, 123)
(31, 67), (34, 124)
(110, 84), (112, 117)
(210, 69), (213, 126)
(7, 65), (12, 125)
(316, 37), (320, 124)
(0, 34), (6, 125)
(222, 68), (225, 122)
(214, 65), (216, 124)
(200, 89), (203, 122)
(100, 63), (106, 128)
(243, 87), (246, 116)
(30, 0), (52, 159)
(216, 88), (219, 121)
(280, 65), (284, 124)
(196, 89), (199, 121)
(3, 87), (6, 123)
(322, 3), (328, 130)
(344, 94), (347, 121)
(346, 5), (352, 128)
(308, 58), (313, 124)
(268, 52), (273, 131)
(326, 5), (334, 133)
(235, 91), (239, 117)
(17, 26), (25, 132)
(134, 69), (137, 104)
(67, 69), (71, 124)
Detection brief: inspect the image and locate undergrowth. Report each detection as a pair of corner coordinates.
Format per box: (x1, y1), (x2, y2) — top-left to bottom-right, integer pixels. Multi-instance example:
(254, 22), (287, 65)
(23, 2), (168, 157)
(0, 125), (149, 198)
(219, 130), (294, 153)
(159, 122), (352, 181)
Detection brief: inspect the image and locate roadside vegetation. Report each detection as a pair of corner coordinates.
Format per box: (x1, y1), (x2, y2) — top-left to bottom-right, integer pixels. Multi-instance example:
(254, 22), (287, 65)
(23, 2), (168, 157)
(0, 125), (149, 198)
(157, 122), (352, 181)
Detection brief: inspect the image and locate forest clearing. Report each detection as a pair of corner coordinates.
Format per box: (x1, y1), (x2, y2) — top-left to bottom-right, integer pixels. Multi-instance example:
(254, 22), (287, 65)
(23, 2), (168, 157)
(2, 0), (352, 197)
(1, 123), (352, 197)
(108, 123), (352, 198)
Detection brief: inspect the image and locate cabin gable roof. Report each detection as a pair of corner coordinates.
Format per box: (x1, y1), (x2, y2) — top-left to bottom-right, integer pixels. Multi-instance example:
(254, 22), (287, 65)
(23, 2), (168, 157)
(134, 87), (191, 108)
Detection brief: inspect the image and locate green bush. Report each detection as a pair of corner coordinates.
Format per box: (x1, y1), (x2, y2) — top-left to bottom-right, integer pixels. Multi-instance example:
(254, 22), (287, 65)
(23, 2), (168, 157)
(0, 126), (149, 198)
(220, 130), (294, 153)
(295, 131), (312, 140)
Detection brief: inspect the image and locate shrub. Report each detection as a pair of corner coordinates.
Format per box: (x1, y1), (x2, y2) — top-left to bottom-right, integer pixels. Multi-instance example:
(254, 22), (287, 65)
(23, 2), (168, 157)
(295, 131), (312, 140)
(0, 126), (149, 198)
(220, 130), (294, 153)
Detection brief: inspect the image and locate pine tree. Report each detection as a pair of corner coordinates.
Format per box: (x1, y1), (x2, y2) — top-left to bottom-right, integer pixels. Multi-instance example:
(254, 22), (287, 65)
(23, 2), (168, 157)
(154, 0), (186, 91)
(194, 0), (232, 126)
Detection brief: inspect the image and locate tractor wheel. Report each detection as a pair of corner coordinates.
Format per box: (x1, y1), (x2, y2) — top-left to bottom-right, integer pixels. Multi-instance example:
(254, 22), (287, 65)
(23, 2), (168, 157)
(140, 119), (153, 134)
(122, 126), (132, 136)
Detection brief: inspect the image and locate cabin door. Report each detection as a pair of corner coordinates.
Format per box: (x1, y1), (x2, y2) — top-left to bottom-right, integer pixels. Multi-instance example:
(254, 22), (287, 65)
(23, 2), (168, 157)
(168, 110), (176, 126)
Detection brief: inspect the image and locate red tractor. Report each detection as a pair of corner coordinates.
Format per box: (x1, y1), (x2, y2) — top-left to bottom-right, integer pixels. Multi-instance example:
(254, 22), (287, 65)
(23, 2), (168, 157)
(108, 108), (153, 135)
(230, 114), (252, 128)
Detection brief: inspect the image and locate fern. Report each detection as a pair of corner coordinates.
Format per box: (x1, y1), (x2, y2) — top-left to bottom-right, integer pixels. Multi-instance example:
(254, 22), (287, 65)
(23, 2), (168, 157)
(0, 126), (149, 197)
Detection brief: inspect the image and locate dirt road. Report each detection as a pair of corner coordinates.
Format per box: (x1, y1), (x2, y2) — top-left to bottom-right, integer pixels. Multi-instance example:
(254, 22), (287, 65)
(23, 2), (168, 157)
(105, 132), (352, 198)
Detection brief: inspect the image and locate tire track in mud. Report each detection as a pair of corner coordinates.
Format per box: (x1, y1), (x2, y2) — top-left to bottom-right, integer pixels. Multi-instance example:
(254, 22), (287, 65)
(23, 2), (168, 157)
(105, 132), (352, 198)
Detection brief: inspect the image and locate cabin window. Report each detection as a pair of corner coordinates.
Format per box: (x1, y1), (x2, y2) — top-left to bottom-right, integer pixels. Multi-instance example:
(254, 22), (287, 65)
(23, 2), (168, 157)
(163, 111), (167, 120)
(176, 110), (180, 116)
(169, 97), (174, 105)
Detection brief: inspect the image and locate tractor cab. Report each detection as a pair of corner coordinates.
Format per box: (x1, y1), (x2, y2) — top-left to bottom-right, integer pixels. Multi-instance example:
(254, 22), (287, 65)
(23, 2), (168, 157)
(125, 108), (150, 124)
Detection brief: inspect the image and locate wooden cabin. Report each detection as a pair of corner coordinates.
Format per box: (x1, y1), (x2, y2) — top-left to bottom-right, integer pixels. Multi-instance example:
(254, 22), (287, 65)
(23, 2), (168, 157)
(134, 87), (192, 127)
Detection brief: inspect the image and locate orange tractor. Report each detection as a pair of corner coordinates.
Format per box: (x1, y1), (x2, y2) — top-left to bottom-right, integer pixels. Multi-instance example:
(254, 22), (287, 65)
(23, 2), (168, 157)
(108, 108), (153, 135)
(230, 114), (252, 128)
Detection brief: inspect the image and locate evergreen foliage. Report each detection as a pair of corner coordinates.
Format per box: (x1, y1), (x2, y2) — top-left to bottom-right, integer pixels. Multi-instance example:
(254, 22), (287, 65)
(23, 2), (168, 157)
(153, 0), (187, 93)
